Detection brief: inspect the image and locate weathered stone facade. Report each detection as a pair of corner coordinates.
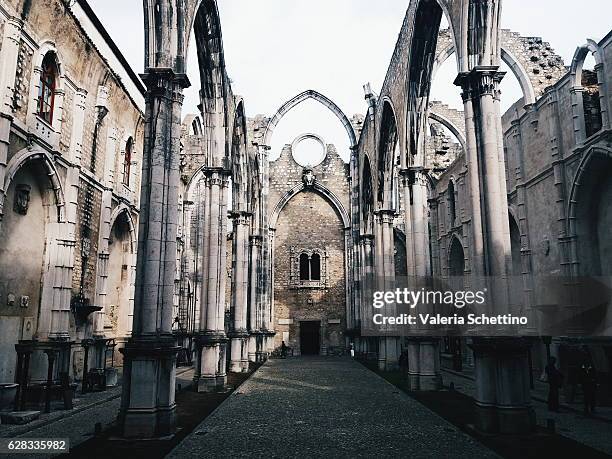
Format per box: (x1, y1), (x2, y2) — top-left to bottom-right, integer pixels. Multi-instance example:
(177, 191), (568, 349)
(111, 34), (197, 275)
(0, 0), (143, 384)
(269, 144), (351, 355)
(1, 0), (611, 444)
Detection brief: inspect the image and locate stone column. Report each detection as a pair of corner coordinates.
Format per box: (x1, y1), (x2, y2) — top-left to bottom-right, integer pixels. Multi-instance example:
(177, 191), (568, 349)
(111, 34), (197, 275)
(265, 228), (276, 354)
(455, 67), (534, 434)
(401, 168), (442, 390)
(229, 211), (251, 373)
(118, 69), (188, 438)
(360, 234), (375, 354)
(373, 213), (386, 370)
(0, 17), (22, 227)
(594, 63), (610, 130)
(194, 168), (230, 391)
(248, 235), (263, 362)
(381, 210), (399, 371)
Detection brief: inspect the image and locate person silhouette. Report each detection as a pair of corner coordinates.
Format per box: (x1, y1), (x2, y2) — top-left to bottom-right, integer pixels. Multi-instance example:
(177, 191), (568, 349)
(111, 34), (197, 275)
(545, 357), (563, 412)
(281, 341), (288, 358)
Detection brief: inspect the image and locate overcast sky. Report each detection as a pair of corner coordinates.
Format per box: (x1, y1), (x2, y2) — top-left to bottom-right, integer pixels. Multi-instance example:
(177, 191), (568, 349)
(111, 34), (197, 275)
(88, 0), (612, 161)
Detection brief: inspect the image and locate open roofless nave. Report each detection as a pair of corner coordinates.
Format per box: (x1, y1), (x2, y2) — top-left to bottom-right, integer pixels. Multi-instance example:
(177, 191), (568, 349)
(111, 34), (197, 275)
(0, 0), (612, 457)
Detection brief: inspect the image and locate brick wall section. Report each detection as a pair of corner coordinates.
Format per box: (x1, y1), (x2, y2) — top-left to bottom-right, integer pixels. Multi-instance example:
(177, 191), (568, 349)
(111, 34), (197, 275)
(273, 191), (346, 353)
(269, 144), (351, 354)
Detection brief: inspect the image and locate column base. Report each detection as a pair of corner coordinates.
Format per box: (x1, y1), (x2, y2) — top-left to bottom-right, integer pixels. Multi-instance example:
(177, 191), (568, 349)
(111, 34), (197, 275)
(406, 337), (442, 391)
(194, 375), (224, 393)
(119, 336), (179, 439)
(419, 374), (442, 391)
(470, 337), (535, 434)
(193, 333), (228, 393)
(474, 403), (536, 435)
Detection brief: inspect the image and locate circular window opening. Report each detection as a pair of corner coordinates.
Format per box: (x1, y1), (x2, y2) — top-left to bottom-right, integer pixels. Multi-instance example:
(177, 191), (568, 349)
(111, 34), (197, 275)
(292, 135), (326, 167)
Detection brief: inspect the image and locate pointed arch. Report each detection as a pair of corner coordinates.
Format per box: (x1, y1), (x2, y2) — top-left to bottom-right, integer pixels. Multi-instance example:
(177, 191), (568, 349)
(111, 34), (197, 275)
(360, 154), (374, 231)
(428, 111), (467, 151)
(263, 90), (357, 148)
(230, 99), (249, 212)
(377, 100), (399, 206)
(109, 205), (138, 253)
(269, 182), (350, 231)
(570, 40), (603, 87)
(448, 234), (466, 277)
(566, 145), (612, 238)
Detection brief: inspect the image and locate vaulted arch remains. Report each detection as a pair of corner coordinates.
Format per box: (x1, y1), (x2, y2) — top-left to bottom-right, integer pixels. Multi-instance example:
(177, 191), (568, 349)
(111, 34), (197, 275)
(377, 100), (399, 207)
(263, 90), (357, 150)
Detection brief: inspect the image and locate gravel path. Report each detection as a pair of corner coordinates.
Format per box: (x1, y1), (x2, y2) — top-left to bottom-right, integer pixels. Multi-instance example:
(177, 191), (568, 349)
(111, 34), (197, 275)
(169, 357), (498, 458)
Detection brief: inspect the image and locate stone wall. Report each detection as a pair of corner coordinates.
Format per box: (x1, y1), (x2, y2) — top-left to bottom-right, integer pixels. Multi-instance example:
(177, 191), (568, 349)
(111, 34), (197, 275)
(269, 144), (351, 354)
(0, 0), (144, 381)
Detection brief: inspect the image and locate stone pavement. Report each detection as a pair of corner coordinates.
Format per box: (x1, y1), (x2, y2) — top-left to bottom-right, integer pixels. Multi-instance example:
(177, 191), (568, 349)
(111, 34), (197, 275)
(442, 369), (612, 456)
(0, 367), (195, 459)
(169, 357), (498, 458)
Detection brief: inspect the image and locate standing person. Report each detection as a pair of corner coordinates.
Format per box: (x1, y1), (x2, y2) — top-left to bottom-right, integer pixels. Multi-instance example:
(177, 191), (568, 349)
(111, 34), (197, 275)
(281, 341), (288, 359)
(349, 342), (355, 358)
(581, 363), (597, 416)
(545, 357), (563, 412)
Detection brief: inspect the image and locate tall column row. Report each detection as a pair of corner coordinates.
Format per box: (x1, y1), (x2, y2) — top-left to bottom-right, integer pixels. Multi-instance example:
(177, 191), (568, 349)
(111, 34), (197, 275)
(193, 168), (230, 392)
(119, 69), (188, 438)
(456, 67), (534, 434)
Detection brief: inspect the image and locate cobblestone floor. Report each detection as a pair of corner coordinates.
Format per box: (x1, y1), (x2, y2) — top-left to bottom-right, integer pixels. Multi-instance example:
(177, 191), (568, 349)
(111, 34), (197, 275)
(443, 369), (612, 456)
(169, 357), (498, 458)
(1, 367), (195, 459)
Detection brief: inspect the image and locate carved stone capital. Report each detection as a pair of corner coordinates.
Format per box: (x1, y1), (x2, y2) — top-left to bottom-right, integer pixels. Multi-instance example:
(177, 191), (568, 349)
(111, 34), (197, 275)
(454, 66), (506, 102)
(140, 68), (191, 103)
(249, 235), (263, 246)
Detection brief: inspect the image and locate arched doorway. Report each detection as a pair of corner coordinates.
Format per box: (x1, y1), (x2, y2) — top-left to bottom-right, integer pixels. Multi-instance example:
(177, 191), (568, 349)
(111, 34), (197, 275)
(0, 161), (55, 382)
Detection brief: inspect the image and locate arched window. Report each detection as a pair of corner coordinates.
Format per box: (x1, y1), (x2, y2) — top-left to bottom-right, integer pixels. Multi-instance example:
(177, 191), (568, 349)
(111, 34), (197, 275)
(299, 253), (310, 280)
(448, 181), (456, 226)
(123, 137), (133, 186)
(581, 54), (603, 138)
(292, 249), (327, 288)
(191, 117), (202, 136)
(37, 52), (58, 124)
(310, 254), (321, 281)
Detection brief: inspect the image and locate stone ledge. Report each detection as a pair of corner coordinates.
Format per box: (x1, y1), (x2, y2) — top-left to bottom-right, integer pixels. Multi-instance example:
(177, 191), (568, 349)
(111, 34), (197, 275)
(1, 411), (40, 425)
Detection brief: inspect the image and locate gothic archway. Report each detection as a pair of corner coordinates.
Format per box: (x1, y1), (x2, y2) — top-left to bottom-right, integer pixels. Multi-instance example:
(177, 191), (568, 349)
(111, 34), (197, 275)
(263, 90), (357, 149)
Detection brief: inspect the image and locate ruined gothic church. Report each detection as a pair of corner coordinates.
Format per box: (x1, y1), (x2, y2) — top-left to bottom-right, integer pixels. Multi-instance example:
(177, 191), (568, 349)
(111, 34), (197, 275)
(0, 0), (610, 439)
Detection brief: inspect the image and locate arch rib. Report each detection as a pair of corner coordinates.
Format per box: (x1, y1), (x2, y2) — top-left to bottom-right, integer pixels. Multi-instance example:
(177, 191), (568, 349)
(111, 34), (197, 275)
(269, 181), (350, 230)
(263, 90), (357, 148)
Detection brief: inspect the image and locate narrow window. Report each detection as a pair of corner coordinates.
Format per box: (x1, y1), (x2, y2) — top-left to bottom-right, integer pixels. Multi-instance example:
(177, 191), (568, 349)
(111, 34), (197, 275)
(582, 69), (602, 138)
(448, 181), (456, 225)
(310, 254), (321, 281)
(37, 53), (58, 124)
(299, 253), (310, 280)
(123, 137), (133, 186)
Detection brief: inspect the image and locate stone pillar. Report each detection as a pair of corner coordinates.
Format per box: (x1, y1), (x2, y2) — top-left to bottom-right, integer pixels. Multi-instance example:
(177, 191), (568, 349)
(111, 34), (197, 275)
(381, 210), (399, 371)
(248, 235), (263, 362)
(265, 228), (276, 352)
(470, 338), (534, 433)
(229, 211), (251, 373)
(373, 213), (386, 370)
(594, 63), (610, 130)
(118, 69), (188, 438)
(194, 168), (230, 391)
(0, 17), (22, 227)
(455, 67), (534, 434)
(360, 234), (374, 353)
(401, 168), (442, 390)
